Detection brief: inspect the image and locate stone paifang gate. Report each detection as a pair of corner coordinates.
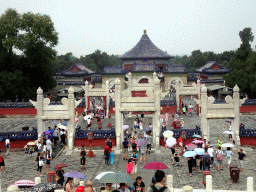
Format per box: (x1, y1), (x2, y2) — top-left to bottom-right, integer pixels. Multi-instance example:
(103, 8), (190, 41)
(82, 81), (112, 116)
(196, 84), (246, 144)
(175, 79), (201, 114)
(113, 72), (169, 150)
(30, 87), (82, 150)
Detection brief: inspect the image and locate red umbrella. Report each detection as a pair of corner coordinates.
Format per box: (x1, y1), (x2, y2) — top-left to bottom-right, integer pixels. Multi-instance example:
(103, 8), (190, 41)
(53, 163), (68, 169)
(143, 162), (168, 170)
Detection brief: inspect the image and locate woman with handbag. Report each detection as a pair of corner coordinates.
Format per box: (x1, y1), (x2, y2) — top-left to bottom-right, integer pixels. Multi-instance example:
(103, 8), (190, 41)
(45, 150), (52, 172)
(36, 153), (43, 176)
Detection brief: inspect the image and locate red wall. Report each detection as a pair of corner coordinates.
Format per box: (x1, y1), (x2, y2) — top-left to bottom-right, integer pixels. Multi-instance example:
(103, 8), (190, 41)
(240, 137), (256, 146)
(0, 140), (35, 149)
(0, 108), (37, 115)
(132, 91), (147, 97)
(240, 105), (256, 113)
(74, 138), (116, 147)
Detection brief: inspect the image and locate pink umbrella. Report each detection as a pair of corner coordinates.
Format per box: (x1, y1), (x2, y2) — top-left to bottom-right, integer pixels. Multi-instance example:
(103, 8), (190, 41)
(123, 125), (129, 131)
(13, 180), (35, 187)
(75, 117), (79, 123)
(192, 140), (204, 144)
(186, 144), (197, 151)
(143, 162), (168, 170)
(165, 137), (177, 148)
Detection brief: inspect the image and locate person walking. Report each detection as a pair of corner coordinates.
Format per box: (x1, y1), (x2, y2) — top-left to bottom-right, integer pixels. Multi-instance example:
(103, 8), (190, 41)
(109, 147), (114, 165)
(5, 137), (10, 157)
(46, 137), (53, 156)
(146, 170), (169, 192)
(29, 146), (34, 158)
(202, 151), (211, 171)
(146, 132), (152, 154)
(228, 134), (234, 144)
(64, 177), (77, 192)
(56, 168), (65, 186)
(226, 147), (233, 168)
(131, 151), (138, 175)
(215, 146), (223, 171)
(237, 149), (246, 172)
(187, 157), (193, 176)
(36, 153), (43, 176)
(45, 150), (51, 173)
(122, 138), (129, 160)
(207, 144), (214, 167)
(0, 151), (5, 173)
(126, 158), (134, 179)
(139, 144), (146, 164)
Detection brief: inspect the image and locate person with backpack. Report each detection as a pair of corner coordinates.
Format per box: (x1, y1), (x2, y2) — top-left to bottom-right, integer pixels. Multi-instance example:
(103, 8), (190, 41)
(146, 170), (169, 192)
(226, 147), (233, 168)
(202, 151), (211, 171)
(131, 176), (145, 192)
(215, 146), (223, 171)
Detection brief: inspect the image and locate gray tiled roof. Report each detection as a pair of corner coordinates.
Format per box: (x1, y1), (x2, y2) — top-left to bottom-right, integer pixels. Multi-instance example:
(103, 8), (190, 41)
(60, 63), (96, 76)
(195, 61), (231, 73)
(119, 32), (173, 60)
(129, 63), (160, 72)
(163, 64), (189, 73)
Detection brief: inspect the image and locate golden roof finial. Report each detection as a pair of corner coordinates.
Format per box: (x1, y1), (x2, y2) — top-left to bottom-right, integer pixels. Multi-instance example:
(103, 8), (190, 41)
(143, 29), (147, 35)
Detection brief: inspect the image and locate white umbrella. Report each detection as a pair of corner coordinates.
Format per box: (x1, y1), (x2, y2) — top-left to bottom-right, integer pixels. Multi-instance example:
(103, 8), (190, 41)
(84, 115), (91, 120)
(163, 130), (174, 138)
(58, 125), (68, 130)
(165, 137), (177, 148)
(223, 131), (234, 135)
(27, 141), (36, 146)
(95, 172), (115, 180)
(7, 185), (19, 191)
(222, 143), (234, 148)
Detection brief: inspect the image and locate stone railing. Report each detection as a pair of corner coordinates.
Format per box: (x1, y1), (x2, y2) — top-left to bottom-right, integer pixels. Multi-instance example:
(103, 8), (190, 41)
(0, 102), (34, 108)
(161, 125), (201, 138)
(0, 127), (38, 142)
(75, 127), (116, 139)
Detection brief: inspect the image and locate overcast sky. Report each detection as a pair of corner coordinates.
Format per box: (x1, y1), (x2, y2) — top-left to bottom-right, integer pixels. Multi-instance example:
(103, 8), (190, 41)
(1, 0), (256, 57)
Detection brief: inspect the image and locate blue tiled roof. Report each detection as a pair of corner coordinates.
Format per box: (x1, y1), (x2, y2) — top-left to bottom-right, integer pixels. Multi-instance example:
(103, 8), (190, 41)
(200, 79), (224, 83)
(119, 31), (173, 60)
(101, 65), (127, 74)
(129, 63), (160, 72)
(58, 81), (85, 85)
(163, 64), (189, 73)
(195, 61), (231, 73)
(60, 63), (96, 76)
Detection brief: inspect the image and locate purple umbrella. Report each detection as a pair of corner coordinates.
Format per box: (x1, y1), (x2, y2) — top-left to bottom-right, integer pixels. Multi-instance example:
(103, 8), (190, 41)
(123, 125), (129, 131)
(135, 139), (147, 147)
(64, 172), (85, 179)
(41, 131), (51, 136)
(144, 127), (152, 132)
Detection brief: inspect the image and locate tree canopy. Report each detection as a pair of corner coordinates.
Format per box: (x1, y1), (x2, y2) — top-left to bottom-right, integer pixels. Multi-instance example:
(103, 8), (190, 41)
(0, 8), (58, 101)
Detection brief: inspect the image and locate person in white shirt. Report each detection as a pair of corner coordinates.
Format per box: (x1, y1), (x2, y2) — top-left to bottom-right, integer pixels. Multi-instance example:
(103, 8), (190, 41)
(43, 144), (47, 156)
(46, 138), (52, 156)
(207, 143), (214, 167)
(118, 183), (130, 192)
(5, 137), (10, 156)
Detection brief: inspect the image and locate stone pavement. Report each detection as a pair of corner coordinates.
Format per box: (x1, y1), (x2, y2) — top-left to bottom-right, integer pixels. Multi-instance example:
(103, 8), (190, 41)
(1, 144), (256, 191)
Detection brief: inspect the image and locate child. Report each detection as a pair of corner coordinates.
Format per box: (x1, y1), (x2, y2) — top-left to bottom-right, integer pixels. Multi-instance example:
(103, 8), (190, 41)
(80, 153), (86, 170)
(24, 145), (29, 154)
(126, 158), (134, 179)
(172, 154), (181, 166)
(29, 146), (34, 158)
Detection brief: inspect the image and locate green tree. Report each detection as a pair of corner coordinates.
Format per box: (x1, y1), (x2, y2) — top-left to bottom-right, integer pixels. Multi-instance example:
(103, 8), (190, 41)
(0, 8), (58, 101)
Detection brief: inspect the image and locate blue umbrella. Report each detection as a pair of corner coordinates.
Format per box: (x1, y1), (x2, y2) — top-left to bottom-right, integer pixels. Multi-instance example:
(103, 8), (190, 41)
(98, 172), (133, 183)
(183, 151), (196, 157)
(193, 134), (202, 138)
(144, 127), (152, 132)
(194, 148), (205, 155)
(64, 172), (85, 179)
(61, 121), (67, 126)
